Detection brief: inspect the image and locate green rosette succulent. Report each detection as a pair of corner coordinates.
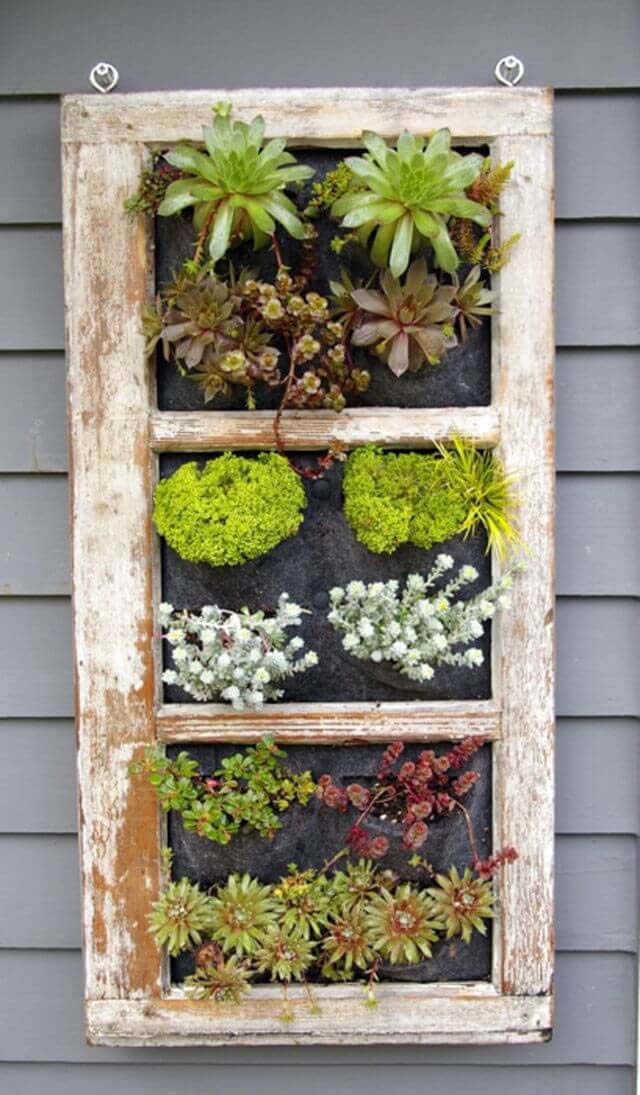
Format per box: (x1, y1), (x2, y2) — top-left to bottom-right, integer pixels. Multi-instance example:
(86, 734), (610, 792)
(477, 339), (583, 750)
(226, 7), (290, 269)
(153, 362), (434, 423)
(427, 866), (495, 943)
(158, 109), (314, 262)
(332, 128), (491, 276)
(147, 877), (214, 957)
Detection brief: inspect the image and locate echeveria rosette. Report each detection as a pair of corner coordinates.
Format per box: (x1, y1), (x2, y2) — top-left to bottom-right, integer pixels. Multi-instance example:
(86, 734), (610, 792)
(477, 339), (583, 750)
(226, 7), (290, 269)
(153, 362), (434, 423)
(157, 111), (314, 262)
(332, 128), (492, 276)
(349, 258), (457, 376)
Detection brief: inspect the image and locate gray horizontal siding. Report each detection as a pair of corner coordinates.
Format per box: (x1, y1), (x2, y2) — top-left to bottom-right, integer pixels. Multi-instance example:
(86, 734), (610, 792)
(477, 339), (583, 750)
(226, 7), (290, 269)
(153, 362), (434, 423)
(3, 223), (639, 350)
(556, 350), (640, 471)
(0, 1064), (634, 1095)
(3, 94), (640, 225)
(1, 0), (640, 94)
(0, 476), (69, 594)
(0, 721), (76, 833)
(1, 471), (637, 595)
(0, 354), (67, 472)
(0, 950), (633, 1064)
(4, 717), (635, 836)
(1, 832), (634, 951)
(0, 597), (636, 717)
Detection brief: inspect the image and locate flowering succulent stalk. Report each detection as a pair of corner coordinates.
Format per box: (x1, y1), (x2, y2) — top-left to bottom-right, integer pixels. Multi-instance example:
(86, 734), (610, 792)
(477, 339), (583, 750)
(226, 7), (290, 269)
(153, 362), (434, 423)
(327, 554), (521, 683)
(157, 108), (314, 263)
(332, 128), (492, 276)
(348, 258), (457, 376)
(159, 596), (318, 710)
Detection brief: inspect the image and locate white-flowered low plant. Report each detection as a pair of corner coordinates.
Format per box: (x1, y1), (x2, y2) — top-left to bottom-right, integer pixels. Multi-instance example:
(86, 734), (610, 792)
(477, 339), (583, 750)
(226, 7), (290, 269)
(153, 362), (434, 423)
(159, 595), (318, 710)
(327, 554), (522, 682)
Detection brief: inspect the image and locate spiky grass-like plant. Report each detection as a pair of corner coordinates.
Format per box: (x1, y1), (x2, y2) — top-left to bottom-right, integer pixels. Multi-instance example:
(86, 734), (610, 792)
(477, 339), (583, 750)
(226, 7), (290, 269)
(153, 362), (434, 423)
(332, 128), (491, 276)
(158, 108), (314, 263)
(208, 874), (278, 956)
(365, 885), (442, 964)
(184, 955), (253, 1003)
(427, 866), (495, 943)
(147, 877), (214, 957)
(435, 435), (521, 559)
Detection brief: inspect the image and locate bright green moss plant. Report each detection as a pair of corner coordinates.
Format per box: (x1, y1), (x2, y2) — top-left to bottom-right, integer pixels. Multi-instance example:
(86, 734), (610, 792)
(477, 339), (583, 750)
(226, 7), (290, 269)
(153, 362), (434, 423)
(342, 445), (468, 554)
(153, 452), (306, 566)
(342, 441), (521, 557)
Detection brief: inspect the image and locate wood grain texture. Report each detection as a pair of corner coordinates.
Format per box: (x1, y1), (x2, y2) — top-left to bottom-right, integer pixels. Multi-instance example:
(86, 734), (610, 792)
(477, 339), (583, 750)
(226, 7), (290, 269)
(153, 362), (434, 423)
(490, 133), (555, 996)
(86, 990), (552, 1047)
(156, 700), (501, 742)
(63, 139), (162, 1000)
(61, 88), (552, 145)
(150, 406), (500, 452)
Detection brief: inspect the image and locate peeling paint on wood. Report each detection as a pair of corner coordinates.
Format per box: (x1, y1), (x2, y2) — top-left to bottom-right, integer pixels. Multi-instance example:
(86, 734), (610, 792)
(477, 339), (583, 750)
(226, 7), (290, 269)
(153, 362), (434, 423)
(63, 87), (554, 1045)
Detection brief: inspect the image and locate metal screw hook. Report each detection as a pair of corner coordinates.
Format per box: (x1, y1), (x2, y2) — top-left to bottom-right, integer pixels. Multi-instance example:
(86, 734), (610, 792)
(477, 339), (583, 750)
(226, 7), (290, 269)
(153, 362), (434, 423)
(494, 55), (524, 87)
(89, 62), (119, 94)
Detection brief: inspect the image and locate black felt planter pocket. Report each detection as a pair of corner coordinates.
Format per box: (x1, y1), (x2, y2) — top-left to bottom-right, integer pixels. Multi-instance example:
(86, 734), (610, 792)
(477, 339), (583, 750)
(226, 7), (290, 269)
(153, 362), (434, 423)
(168, 742), (493, 986)
(159, 451), (493, 704)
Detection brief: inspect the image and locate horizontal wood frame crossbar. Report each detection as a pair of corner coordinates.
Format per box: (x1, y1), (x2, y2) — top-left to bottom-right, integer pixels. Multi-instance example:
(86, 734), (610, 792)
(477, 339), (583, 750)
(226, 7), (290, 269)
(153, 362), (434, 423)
(62, 86), (555, 1047)
(149, 406), (500, 451)
(87, 990), (552, 1046)
(156, 699), (502, 742)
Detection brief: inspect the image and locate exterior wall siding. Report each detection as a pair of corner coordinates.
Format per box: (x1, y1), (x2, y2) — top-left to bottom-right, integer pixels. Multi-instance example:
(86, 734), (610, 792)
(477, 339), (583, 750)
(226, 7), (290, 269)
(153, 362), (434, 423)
(0, 4), (637, 1089)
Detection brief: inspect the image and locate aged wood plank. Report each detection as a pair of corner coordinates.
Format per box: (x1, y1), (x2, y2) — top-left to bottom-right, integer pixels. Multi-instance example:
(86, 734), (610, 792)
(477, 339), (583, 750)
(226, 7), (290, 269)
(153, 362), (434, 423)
(87, 990), (551, 1046)
(61, 88), (553, 145)
(150, 406), (500, 452)
(63, 139), (162, 1000)
(156, 699), (501, 742)
(490, 133), (555, 997)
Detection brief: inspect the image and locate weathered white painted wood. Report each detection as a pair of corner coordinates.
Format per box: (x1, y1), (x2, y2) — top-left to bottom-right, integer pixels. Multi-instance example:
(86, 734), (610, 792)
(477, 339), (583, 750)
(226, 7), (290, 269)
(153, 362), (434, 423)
(63, 88), (555, 1044)
(490, 133), (555, 997)
(63, 138), (161, 1000)
(156, 699), (501, 742)
(86, 991), (551, 1046)
(150, 406), (500, 452)
(61, 88), (552, 145)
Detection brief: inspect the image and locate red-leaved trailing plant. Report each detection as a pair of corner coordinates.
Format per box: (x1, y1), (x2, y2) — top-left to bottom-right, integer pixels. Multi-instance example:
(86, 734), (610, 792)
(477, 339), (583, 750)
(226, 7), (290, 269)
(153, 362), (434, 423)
(316, 737), (517, 874)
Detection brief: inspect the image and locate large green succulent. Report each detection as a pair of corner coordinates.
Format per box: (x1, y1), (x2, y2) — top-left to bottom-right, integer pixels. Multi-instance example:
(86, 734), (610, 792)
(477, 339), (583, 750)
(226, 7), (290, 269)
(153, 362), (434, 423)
(332, 128), (491, 276)
(157, 110), (314, 262)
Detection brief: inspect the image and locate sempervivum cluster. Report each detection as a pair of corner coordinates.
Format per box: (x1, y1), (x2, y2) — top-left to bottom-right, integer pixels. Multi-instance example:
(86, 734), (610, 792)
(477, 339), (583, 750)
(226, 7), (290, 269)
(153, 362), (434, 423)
(144, 267), (281, 405)
(327, 554), (519, 683)
(159, 596), (318, 709)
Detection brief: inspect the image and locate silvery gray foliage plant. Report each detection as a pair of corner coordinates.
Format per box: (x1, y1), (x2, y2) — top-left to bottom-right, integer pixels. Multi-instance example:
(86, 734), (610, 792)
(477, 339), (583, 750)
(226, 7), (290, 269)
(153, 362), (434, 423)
(159, 596), (318, 710)
(327, 554), (521, 682)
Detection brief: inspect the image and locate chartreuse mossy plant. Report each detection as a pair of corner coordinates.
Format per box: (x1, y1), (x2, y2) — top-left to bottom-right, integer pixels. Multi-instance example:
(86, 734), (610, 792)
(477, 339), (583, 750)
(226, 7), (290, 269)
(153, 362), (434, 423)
(153, 452), (306, 567)
(342, 445), (468, 554)
(342, 441), (521, 558)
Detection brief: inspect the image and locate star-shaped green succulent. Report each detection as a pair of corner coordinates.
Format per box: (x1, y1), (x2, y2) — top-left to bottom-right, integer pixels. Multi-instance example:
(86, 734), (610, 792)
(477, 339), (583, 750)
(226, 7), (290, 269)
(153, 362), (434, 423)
(158, 109), (314, 262)
(332, 128), (492, 277)
(427, 866), (495, 943)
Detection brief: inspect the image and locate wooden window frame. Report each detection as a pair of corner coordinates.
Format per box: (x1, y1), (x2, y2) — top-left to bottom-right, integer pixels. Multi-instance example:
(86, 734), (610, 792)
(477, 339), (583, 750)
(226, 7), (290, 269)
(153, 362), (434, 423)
(62, 87), (555, 1046)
